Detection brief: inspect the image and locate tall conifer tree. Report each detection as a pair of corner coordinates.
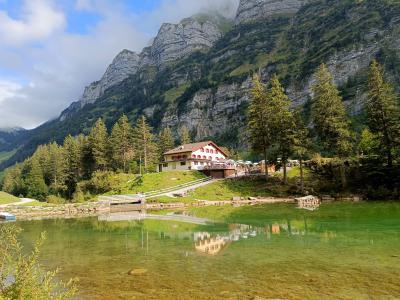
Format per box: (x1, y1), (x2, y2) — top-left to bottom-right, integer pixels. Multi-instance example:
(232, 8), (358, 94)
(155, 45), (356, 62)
(47, 142), (67, 194)
(63, 135), (82, 198)
(311, 64), (352, 157)
(89, 118), (109, 171)
(23, 157), (48, 200)
(109, 115), (134, 172)
(366, 60), (400, 167)
(159, 127), (175, 161)
(248, 74), (273, 180)
(179, 126), (191, 145)
(268, 75), (296, 184)
(133, 115), (158, 173)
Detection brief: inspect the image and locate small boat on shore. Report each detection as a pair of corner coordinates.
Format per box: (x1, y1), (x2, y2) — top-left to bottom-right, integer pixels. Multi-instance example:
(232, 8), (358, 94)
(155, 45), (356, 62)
(0, 212), (16, 221)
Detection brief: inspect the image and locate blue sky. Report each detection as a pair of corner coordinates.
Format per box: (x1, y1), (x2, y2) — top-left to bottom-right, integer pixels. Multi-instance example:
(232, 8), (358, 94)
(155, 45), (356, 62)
(0, 0), (238, 129)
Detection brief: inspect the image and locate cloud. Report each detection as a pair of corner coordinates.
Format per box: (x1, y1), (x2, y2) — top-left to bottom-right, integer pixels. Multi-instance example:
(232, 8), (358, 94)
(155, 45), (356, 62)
(0, 80), (23, 104)
(0, 0), (66, 46)
(0, 0), (239, 129)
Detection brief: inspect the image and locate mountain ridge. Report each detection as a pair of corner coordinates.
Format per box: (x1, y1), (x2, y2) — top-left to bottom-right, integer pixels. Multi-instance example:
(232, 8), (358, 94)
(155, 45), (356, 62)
(1, 0), (400, 170)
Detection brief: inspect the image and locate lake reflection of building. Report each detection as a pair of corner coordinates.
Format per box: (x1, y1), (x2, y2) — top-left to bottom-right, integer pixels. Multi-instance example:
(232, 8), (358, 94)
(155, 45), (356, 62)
(194, 224), (260, 255)
(194, 233), (229, 255)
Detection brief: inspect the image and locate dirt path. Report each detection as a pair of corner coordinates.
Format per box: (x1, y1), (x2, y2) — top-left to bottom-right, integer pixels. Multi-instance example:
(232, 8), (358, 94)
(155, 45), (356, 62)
(0, 198), (36, 208)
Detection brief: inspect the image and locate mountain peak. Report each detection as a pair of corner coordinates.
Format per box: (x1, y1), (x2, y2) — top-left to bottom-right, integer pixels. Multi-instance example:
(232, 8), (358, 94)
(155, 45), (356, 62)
(79, 49), (140, 106)
(235, 0), (308, 24)
(149, 15), (223, 67)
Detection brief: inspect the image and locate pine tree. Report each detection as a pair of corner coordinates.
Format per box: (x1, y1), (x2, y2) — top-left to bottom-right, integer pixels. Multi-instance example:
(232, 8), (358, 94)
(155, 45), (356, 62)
(23, 157), (48, 200)
(268, 75), (296, 184)
(109, 115), (134, 173)
(89, 118), (109, 171)
(47, 142), (67, 194)
(293, 109), (312, 193)
(311, 64), (352, 157)
(179, 126), (191, 145)
(366, 60), (400, 167)
(159, 127), (175, 161)
(133, 115), (158, 173)
(63, 135), (82, 198)
(248, 74), (273, 180)
(2, 164), (24, 196)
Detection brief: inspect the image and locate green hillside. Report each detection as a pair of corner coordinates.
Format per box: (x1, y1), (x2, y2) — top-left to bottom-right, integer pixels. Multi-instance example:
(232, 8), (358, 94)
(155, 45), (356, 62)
(1, 0), (400, 170)
(0, 191), (19, 205)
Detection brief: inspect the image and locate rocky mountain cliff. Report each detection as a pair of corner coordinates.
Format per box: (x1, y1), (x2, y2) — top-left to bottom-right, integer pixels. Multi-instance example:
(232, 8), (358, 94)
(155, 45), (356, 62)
(2, 0), (400, 170)
(79, 50), (140, 107)
(235, 0), (307, 24)
(65, 15), (224, 117)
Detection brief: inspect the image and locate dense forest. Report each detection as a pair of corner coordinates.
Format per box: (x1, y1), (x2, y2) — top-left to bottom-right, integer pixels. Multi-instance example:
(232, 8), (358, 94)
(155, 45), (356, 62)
(247, 60), (400, 199)
(1, 116), (188, 202)
(2, 60), (400, 201)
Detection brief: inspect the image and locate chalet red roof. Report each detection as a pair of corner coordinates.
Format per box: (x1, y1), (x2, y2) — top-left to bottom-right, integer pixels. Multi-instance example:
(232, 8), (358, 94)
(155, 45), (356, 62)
(164, 141), (228, 156)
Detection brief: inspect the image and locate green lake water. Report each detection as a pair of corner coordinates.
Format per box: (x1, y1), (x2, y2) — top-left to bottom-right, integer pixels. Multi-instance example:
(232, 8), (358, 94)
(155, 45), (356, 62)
(17, 202), (400, 300)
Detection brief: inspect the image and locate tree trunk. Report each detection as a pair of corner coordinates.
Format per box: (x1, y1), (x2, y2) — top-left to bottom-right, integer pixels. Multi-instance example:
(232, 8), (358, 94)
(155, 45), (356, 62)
(339, 161), (347, 189)
(300, 158), (304, 193)
(283, 159), (287, 185)
(387, 146), (393, 168)
(263, 147), (269, 182)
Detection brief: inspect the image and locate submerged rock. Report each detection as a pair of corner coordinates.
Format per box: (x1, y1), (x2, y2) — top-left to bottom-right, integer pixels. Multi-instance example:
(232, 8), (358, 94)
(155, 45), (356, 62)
(128, 268), (148, 276)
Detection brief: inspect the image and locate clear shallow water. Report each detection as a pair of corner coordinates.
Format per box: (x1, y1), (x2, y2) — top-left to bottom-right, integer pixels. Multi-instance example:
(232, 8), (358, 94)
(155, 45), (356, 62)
(17, 203), (400, 300)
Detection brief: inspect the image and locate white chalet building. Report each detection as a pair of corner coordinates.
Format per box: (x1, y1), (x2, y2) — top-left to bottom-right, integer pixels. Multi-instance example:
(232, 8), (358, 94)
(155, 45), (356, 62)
(158, 141), (228, 172)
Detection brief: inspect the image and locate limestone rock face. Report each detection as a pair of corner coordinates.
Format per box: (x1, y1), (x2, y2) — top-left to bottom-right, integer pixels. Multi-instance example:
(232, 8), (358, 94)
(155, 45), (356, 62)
(80, 49), (140, 105)
(161, 78), (252, 141)
(76, 17), (222, 109)
(150, 18), (222, 67)
(235, 0), (307, 24)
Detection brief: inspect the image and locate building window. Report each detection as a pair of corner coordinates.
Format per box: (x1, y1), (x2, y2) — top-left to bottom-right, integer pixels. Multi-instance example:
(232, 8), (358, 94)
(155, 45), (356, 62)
(203, 156), (206, 159)
(180, 162), (186, 166)
(201, 148), (204, 152)
(192, 154), (196, 158)
(163, 163), (168, 167)
(197, 155), (201, 159)
(215, 150), (218, 154)
(208, 156), (212, 160)
(194, 161), (198, 165)
(206, 149), (209, 153)
(210, 149), (213, 154)
(200, 162), (204, 165)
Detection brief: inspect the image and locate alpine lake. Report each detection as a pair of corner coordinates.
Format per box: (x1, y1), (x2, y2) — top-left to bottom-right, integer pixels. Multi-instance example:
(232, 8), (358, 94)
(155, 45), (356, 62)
(16, 202), (400, 300)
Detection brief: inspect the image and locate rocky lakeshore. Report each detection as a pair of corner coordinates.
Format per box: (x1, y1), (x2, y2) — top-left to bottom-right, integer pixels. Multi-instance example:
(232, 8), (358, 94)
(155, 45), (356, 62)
(0, 202), (110, 221)
(0, 195), (366, 221)
(1, 197), (297, 221)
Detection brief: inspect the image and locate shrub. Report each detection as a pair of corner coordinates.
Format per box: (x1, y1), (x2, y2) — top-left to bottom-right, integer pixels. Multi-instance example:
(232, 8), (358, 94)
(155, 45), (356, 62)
(46, 195), (66, 204)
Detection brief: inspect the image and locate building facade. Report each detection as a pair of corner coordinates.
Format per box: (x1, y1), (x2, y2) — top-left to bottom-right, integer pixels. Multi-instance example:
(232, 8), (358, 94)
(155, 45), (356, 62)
(159, 141), (228, 172)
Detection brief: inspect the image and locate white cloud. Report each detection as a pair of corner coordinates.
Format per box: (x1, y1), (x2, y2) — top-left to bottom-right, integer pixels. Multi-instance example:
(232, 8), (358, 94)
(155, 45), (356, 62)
(0, 80), (23, 104)
(0, 0), (239, 129)
(0, 0), (66, 46)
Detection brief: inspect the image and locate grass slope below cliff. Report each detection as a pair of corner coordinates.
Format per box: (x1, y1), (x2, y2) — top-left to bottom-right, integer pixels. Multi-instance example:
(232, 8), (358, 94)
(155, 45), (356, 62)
(0, 191), (20, 205)
(102, 171), (206, 196)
